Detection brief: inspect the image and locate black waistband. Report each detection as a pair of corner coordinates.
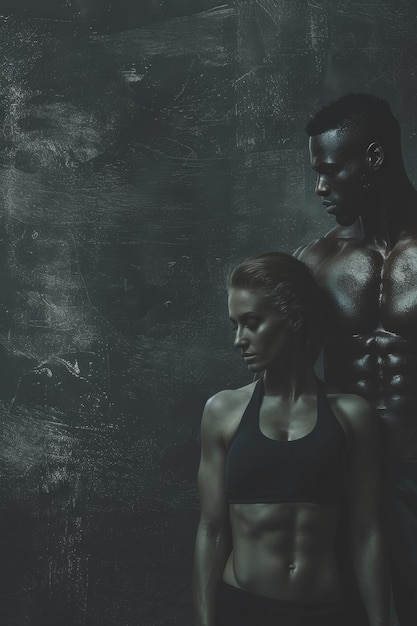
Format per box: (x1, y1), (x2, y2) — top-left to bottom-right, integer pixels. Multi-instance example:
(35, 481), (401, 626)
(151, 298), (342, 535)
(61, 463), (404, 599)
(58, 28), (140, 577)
(218, 581), (347, 615)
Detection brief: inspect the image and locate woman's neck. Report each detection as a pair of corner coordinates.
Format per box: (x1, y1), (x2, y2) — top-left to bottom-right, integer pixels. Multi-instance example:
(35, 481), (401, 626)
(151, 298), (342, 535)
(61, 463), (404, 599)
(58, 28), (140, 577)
(262, 354), (317, 400)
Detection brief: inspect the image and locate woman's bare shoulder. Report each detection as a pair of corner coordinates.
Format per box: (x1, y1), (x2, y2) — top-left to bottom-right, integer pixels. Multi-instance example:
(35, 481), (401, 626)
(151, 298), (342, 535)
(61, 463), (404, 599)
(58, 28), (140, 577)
(201, 382), (257, 438)
(328, 391), (377, 437)
(205, 382), (257, 417)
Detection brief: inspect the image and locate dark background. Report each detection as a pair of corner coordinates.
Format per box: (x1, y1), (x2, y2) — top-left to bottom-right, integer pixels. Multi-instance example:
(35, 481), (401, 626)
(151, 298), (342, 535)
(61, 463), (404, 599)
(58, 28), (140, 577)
(0, 1), (416, 624)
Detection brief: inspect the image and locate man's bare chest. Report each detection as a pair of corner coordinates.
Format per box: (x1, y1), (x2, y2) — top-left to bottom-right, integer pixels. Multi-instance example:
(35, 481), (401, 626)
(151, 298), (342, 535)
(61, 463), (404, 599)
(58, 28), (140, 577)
(315, 244), (417, 335)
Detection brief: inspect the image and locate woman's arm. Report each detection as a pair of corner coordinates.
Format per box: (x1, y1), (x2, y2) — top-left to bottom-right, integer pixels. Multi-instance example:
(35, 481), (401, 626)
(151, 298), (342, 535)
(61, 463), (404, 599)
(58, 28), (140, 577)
(193, 394), (232, 626)
(340, 395), (390, 626)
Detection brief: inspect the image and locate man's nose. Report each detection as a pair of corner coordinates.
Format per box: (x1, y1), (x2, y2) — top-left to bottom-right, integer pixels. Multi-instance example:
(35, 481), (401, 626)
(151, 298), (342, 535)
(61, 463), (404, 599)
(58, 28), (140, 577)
(315, 174), (330, 196)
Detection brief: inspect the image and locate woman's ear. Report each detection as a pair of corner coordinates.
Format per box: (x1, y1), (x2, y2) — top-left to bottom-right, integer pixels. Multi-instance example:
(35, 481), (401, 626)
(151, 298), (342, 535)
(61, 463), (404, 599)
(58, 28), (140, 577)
(288, 312), (303, 332)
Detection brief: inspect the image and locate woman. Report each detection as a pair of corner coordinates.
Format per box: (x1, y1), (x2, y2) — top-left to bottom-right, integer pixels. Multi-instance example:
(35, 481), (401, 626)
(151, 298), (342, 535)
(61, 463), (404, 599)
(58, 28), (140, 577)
(193, 252), (389, 626)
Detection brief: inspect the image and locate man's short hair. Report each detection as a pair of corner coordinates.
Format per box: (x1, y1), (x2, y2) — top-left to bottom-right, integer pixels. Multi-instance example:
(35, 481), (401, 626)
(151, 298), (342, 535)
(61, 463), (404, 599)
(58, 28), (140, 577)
(305, 93), (401, 150)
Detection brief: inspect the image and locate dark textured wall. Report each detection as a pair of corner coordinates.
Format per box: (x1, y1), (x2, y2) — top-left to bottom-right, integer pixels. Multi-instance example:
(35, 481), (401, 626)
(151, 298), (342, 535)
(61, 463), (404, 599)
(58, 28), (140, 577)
(0, 1), (416, 624)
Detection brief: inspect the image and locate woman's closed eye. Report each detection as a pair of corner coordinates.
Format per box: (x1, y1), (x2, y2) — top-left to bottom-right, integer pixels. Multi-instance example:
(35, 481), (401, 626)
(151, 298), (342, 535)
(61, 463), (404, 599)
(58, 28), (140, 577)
(229, 316), (261, 334)
(244, 317), (261, 330)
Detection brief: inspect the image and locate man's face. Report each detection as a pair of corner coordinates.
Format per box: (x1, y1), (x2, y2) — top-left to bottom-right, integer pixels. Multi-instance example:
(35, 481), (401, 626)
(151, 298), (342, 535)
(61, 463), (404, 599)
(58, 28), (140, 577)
(309, 128), (379, 226)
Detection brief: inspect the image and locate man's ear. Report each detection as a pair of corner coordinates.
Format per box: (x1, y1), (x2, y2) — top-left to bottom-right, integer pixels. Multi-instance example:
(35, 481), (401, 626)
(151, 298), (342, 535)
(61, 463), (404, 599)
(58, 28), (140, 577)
(366, 142), (384, 169)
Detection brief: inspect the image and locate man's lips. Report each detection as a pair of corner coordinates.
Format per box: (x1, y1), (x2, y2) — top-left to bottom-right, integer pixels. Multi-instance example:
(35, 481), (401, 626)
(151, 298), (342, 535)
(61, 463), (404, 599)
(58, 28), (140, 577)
(322, 201), (338, 215)
(242, 353), (257, 361)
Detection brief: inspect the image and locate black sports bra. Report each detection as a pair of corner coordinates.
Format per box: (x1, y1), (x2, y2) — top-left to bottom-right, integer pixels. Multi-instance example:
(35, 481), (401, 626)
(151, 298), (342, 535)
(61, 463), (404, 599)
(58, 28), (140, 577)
(225, 379), (347, 506)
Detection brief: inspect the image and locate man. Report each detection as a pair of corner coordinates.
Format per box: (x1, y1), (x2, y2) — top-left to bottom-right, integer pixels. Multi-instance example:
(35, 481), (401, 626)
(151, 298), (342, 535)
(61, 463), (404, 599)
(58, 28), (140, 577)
(297, 93), (417, 626)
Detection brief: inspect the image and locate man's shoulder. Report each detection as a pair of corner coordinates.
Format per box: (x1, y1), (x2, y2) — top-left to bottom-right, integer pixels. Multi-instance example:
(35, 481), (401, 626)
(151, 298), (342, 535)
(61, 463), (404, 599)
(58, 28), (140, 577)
(295, 224), (357, 265)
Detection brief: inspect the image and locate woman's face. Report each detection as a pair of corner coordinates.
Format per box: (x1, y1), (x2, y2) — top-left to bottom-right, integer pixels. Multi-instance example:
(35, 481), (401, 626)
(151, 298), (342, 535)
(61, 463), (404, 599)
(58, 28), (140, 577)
(228, 287), (294, 372)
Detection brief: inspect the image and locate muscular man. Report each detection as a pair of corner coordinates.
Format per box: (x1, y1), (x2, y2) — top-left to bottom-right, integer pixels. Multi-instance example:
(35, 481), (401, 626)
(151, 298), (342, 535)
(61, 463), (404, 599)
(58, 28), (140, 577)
(297, 93), (417, 626)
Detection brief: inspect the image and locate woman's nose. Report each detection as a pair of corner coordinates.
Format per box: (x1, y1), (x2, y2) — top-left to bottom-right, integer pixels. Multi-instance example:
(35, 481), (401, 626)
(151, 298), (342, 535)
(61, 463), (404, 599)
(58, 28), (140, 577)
(234, 329), (248, 349)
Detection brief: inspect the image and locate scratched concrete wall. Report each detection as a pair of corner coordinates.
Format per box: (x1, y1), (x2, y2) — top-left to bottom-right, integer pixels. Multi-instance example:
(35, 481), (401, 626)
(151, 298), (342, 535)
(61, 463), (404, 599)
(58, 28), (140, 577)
(0, 1), (416, 624)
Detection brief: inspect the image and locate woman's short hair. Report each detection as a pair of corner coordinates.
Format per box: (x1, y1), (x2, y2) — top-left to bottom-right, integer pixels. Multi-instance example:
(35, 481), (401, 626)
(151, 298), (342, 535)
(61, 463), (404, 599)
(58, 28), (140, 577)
(227, 252), (324, 361)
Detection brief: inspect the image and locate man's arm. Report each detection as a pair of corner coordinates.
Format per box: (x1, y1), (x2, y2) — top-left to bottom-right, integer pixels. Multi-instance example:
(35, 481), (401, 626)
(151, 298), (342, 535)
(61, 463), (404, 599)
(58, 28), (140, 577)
(337, 395), (390, 626)
(193, 393), (232, 626)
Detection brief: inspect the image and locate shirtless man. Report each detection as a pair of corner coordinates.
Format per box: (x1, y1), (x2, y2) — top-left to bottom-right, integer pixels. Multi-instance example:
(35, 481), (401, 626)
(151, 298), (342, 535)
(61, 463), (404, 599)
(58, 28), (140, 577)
(297, 93), (417, 626)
